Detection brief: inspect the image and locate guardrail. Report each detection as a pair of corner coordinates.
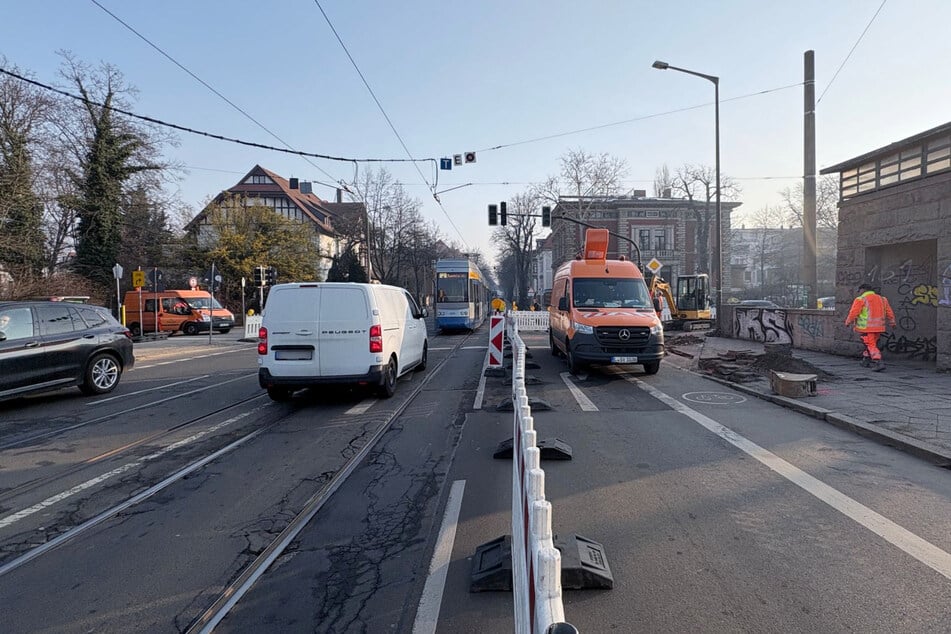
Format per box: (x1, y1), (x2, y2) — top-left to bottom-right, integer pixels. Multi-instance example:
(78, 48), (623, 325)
(508, 319), (577, 634)
(244, 315), (262, 340)
(510, 310), (549, 332)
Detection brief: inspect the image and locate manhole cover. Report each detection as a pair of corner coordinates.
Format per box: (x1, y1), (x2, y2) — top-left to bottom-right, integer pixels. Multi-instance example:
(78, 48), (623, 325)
(682, 391), (748, 405)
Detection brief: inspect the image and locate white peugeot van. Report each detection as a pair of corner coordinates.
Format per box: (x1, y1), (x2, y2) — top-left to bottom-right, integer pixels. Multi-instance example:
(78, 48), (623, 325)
(257, 282), (429, 401)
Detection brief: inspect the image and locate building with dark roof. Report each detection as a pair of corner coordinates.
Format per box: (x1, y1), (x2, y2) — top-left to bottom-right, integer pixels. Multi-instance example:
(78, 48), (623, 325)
(820, 121), (951, 369)
(186, 165), (367, 279)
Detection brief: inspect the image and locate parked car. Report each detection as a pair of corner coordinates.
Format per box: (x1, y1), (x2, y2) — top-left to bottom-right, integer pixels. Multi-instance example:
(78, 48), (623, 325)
(0, 301), (134, 401)
(257, 282), (428, 400)
(817, 296), (836, 310)
(737, 299), (780, 308)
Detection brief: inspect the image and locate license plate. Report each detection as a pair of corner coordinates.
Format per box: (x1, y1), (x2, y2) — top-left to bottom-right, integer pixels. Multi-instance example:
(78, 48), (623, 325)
(275, 349), (312, 360)
(611, 356), (638, 364)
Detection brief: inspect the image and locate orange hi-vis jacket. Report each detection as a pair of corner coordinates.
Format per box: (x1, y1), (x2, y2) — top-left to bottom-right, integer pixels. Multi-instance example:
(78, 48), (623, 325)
(845, 291), (895, 333)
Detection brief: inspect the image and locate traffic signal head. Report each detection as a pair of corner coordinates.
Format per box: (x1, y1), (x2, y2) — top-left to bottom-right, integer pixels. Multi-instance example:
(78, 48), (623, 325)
(488, 204), (498, 226)
(252, 266), (264, 286)
(542, 206), (551, 227)
(500, 201), (507, 226)
(265, 266), (277, 286)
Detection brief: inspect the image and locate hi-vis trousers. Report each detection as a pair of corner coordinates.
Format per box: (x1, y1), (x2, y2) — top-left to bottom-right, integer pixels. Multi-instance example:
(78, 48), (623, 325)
(860, 332), (882, 361)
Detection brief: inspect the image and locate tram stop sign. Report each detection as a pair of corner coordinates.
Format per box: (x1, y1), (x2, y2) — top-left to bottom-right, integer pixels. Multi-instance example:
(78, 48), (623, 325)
(647, 258), (663, 274)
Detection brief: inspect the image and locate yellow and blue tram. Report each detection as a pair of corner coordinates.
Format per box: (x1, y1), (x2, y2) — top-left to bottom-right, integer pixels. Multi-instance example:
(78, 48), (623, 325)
(434, 259), (488, 331)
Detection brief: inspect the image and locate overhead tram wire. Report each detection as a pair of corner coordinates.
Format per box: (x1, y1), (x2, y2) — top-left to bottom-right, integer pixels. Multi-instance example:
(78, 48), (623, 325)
(311, 0), (468, 248)
(0, 68), (433, 166)
(818, 0), (888, 103)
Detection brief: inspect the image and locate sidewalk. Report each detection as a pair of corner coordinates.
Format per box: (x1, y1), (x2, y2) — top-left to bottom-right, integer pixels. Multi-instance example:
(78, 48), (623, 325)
(663, 332), (951, 465)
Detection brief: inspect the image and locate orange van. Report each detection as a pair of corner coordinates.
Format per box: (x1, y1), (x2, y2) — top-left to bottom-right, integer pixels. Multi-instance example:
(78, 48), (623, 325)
(123, 290), (235, 337)
(548, 229), (664, 375)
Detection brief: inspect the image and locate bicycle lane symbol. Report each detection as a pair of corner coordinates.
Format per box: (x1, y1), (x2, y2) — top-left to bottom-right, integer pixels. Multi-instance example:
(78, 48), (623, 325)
(682, 392), (748, 405)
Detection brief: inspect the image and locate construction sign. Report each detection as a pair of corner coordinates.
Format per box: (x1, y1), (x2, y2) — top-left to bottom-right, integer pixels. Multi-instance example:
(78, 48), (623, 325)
(488, 315), (504, 367)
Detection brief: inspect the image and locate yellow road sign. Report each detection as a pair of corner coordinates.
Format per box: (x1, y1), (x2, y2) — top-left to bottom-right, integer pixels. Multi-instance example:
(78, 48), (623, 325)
(132, 270), (146, 288)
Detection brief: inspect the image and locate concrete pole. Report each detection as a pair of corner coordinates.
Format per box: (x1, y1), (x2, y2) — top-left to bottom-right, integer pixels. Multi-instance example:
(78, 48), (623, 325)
(803, 50), (818, 308)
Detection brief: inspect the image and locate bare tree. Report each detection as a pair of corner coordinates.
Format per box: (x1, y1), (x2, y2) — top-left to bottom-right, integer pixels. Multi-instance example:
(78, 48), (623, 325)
(491, 191), (539, 305)
(652, 164), (675, 197)
(670, 163), (740, 276)
(538, 148), (628, 267)
(779, 175), (839, 231)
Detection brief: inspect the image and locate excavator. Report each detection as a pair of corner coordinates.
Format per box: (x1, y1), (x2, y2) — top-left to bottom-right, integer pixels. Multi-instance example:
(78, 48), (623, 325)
(645, 271), (714, 331)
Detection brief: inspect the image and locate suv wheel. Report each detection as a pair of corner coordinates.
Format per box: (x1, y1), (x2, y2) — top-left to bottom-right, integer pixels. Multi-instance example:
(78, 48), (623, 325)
(267, 386), (292, 401)
(377, 356), (398, 398)
(415, 342), (428, 372)
(80, 353), (122, 395)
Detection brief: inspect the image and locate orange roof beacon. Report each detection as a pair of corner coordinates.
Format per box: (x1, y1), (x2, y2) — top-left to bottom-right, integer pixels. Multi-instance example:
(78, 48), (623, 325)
(548, 228), (665, 375)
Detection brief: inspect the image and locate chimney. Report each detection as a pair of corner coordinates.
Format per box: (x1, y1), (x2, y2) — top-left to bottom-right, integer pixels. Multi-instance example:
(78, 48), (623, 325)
(289, 177), (299, 189)
(336, 188), (343, 203)
(632, 189), (646, 198)
(662, 187), (672, 198)
(300, 181), (312, 195)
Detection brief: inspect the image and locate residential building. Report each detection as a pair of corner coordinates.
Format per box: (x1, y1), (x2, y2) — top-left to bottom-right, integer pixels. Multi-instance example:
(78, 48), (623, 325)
(820, 121), (951, 369)
(531, 235), (553, 302)
(548, 193), (742, 293)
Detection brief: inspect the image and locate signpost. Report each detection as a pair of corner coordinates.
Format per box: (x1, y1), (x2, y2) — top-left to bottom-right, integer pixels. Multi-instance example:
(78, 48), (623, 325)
(112, 263), (124, 320)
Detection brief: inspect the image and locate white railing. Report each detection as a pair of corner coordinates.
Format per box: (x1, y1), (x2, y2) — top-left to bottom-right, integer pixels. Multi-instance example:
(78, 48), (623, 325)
(245, 315), (262, 340)
(507, 319), (577, 634)
(510, 310), (550, 332)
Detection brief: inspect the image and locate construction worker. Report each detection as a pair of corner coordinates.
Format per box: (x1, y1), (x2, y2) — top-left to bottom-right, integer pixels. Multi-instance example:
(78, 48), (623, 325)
(845, 283), (896, 372)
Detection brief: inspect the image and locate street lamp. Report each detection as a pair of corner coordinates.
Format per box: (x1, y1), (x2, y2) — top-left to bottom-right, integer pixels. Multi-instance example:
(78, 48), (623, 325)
(652, 59), (722, 332)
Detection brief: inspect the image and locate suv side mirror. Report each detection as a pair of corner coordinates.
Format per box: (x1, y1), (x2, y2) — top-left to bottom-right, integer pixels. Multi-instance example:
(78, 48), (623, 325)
(558, 297), (569, 311)
(418, 307), (428, 319)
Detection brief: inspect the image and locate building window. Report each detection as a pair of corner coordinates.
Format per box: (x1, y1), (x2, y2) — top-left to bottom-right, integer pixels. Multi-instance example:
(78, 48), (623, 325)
(639, 229), (651, 251)
(926, 134), (950, 174)
(245, 174), (273, 185)
(653, 231), (667, 251)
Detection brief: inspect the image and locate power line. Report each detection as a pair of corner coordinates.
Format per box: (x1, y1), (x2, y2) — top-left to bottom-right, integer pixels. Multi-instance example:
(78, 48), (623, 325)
(477, 82), (804, 152)
(0, 67), (436, 166)
(818, 0), (888, 103)
(312, 0), (468, 248)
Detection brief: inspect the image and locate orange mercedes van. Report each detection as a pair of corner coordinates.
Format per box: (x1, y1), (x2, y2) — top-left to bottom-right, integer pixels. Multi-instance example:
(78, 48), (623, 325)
(548, 229), (664, 375)
(123, 290), (234, 337)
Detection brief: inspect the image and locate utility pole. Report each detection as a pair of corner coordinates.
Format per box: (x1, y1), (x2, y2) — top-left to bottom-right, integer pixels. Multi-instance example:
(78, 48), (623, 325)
(803, 50), (818, 308)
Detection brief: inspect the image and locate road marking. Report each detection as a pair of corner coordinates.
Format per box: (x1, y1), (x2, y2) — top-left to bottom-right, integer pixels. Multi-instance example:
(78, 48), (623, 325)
(413, 480), (466, 634)
(560, 372), (599, 411)
(135, 347), (246, 369)
(473, 348), (490, 410)
(625, 374), (951, 581)
(461, 346), (487, 350)
(89, 375), (210, 405)
(428, 347), (453, 351)
(345, 399), (375, 415)
(0, 406), (265, 531)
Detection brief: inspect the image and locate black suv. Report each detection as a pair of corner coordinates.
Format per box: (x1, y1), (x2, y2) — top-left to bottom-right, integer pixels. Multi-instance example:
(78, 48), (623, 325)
(0, 301), (135, 401)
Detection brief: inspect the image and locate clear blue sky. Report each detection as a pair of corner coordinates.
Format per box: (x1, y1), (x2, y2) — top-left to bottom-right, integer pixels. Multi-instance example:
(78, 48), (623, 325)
(2, 1), (949, 269)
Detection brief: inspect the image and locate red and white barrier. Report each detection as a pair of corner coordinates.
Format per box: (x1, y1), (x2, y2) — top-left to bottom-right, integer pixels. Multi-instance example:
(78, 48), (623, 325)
(488, 315), (505, 367)
(508, 319), (577, 634)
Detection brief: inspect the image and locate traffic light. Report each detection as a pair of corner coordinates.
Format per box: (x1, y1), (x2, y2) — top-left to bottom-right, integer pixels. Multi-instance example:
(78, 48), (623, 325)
(253, 265), (265, 286)
(265, 266), (277, 286)
(542, 206), (551, 227)
(500, 201), (507, 226)
(488, 204), (498, 226)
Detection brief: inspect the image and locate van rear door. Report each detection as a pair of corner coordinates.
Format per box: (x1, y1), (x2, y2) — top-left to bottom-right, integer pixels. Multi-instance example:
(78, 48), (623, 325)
(318, 286), (372, 376)
(264, 285), (320, 377)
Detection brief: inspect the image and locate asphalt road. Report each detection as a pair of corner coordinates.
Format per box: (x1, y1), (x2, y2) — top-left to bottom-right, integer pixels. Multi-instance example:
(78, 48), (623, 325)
(1, 327), (949, 632)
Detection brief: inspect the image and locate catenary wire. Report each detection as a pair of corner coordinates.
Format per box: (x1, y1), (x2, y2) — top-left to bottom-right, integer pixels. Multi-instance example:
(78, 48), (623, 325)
(818, 0), (888, 104)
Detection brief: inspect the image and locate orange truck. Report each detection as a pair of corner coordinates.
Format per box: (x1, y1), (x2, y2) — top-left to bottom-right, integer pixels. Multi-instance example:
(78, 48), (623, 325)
(123, 290), (235, 337)
(548, 228), (665, 375)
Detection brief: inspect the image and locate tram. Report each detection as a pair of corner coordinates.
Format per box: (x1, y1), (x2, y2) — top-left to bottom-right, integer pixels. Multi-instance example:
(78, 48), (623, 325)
(434, 258), (488, 331)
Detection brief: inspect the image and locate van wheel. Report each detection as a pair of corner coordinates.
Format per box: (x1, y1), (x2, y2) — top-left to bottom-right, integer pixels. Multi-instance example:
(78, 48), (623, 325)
(129, 323), (142, 337)
(182, 322), (200, 336)
(377, 356), (398, 398)
(415, 343), (428, 372)
(643, 361), (661, 375)
(549, 332), (560, 356)
(80, 353), (122, 395)
(567, 344), (584, 375)
(218, 328), (231, 335)
(267, 386), (292, 401)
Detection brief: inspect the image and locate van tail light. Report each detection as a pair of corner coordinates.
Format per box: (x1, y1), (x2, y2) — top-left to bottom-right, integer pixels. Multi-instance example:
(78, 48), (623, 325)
(369, 324), (383, 353)
(257, 326), (268, 355)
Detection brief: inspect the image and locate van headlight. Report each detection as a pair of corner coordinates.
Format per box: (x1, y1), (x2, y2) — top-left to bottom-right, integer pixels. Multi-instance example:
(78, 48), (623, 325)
(572, 321), (594, 335)
(650, 322), (664, 336)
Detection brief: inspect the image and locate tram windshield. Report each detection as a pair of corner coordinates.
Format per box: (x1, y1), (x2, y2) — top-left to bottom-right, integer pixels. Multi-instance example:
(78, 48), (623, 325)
(437, 272), (469, 302)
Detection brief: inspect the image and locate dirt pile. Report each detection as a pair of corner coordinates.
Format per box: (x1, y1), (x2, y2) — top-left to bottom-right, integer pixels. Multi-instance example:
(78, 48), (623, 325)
(700, 350), (833, 383)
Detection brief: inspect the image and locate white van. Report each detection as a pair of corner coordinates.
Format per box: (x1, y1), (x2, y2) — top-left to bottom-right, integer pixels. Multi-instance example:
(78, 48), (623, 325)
(257, 282), (428, 401)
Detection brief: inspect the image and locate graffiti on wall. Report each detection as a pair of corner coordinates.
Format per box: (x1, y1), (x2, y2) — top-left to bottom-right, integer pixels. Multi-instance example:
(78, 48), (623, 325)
(941, 264), (951, 307)
(733, 308), (792, 343)
(797, 313), (823, 340)
(879, 332), (937, 361)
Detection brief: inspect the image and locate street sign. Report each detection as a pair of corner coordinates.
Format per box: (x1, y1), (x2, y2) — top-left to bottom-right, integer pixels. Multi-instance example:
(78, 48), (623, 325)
(464, 151), (476, 163)
(440, 158), (452, 170)
(453, 154), (463, 166)
(132, 270), (146, 288)
(189, 276), (199, 289)
(647, 258), (663, 274)
(112, 263), (124, 280)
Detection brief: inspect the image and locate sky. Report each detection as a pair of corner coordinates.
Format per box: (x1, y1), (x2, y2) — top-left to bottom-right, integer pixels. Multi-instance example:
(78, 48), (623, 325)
(2, 1), (949, 272)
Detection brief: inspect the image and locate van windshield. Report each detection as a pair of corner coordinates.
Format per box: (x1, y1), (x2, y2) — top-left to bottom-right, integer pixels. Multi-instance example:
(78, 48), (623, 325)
(187, 296), (224, 310)
(572, 278), (651, 309)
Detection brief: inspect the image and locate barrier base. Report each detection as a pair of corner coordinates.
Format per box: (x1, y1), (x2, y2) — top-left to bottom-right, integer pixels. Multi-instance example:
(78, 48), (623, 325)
(554, 534), (614, 589)
(493, 437), (573, 460)
(483, 366), (506, 377)
(469, 535), (512, 592)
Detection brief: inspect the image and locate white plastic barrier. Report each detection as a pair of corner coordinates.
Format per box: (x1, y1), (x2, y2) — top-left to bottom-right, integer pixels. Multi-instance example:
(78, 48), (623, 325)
(508, 319), (577, 634)
(245, 315), (262, 340)
(511, 310), (550, 332)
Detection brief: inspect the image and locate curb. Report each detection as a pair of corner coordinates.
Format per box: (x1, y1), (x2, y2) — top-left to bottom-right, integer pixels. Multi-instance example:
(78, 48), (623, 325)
(670, 358), (951, 468)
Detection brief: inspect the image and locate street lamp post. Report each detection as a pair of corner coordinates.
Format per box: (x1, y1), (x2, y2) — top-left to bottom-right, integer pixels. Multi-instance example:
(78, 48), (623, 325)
(652, 60), (722, 332)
